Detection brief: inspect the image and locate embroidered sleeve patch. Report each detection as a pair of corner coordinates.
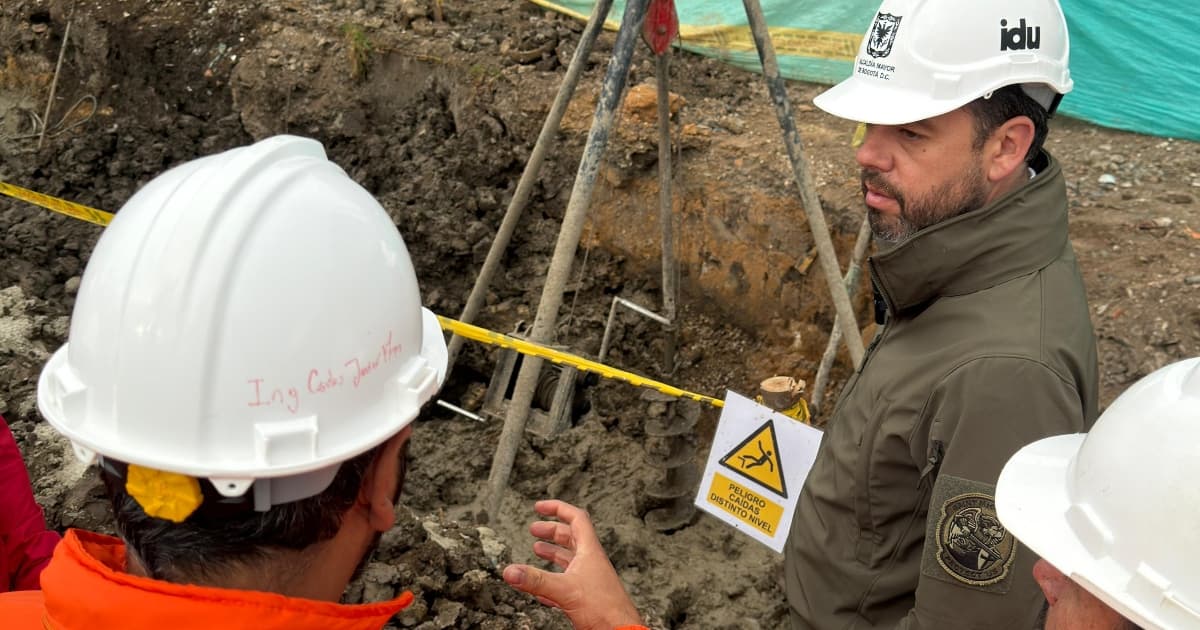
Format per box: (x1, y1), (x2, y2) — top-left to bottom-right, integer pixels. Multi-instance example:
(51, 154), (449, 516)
(922, 476), (1017, 593)
(936, 493), (1016, 585)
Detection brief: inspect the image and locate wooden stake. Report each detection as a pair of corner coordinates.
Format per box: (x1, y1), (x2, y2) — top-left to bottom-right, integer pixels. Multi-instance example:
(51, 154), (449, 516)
(38, 18), (72, 150)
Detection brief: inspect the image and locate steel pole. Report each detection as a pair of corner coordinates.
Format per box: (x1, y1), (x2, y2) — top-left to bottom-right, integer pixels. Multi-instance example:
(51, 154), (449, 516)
(483, 0), (652, 518)
(446, 0), (616, 372)
(655, 50), (678, 373)
(811, 214), (872, 416)
(741, 0), (865, 368)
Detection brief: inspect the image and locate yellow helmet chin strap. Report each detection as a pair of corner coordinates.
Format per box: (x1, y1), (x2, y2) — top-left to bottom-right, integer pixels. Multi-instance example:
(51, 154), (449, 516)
(124, 464), (204, 523)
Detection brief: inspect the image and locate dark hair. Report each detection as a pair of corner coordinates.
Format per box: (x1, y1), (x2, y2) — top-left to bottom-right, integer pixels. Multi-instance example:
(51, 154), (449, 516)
(101, 444), (383, 585)
(964, 84), (1051, 164)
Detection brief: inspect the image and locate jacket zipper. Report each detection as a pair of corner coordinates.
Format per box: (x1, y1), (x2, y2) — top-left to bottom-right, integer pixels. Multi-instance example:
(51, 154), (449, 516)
(851, 300), (892, 559)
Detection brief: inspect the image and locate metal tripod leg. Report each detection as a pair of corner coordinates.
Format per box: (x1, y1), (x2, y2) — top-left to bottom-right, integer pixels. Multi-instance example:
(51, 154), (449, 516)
(483, 0), (654, 520)
(740, 0), (865, 369)
(446, 0), (616, 373)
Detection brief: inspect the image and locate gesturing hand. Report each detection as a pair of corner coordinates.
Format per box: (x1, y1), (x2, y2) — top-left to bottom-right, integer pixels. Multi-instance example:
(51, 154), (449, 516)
(502, 500), (644, 630)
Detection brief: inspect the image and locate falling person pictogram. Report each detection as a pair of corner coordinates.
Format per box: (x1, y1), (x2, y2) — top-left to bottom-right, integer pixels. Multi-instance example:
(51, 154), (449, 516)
(737, 440), (774, 472)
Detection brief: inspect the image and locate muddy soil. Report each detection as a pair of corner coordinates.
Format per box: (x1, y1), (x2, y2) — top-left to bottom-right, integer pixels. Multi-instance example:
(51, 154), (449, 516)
(2, 0), (1197, 628)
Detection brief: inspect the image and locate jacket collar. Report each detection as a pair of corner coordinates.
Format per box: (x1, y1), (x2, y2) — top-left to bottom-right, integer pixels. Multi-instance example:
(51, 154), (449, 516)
(40, 529), (411, 630)
(868, 151), (1068, 317)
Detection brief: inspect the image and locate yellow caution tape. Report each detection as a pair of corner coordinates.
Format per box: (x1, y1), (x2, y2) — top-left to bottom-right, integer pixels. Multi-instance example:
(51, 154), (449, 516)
(755, 395), (812, 424)
(439, 315), (725, 408)
(3, 181), (727, 409)
(125, 464), (204, 523)
(0, 181), (114, 226)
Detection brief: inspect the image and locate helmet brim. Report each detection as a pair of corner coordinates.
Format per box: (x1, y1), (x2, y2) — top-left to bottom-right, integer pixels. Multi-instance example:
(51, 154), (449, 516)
(996, 433), (1084, 567)
(39, 307), (453, 485)
(813, 76), (971, 126)
(420, 306), (448, 387)
(997, 434), (1162, 629)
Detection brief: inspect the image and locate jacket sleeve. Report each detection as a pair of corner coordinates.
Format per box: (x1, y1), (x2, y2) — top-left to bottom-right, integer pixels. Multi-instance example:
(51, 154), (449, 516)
(895, 357), (1088, 629)
(0, 417), (61, 592)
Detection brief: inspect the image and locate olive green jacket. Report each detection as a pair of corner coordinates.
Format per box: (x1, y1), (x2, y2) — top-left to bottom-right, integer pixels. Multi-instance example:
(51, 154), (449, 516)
(785, 153), (1099, 629)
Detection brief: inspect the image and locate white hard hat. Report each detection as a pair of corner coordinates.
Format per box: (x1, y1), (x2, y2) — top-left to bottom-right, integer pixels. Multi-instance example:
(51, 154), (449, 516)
(815, 0), (1073, 125)
(997, 357), (1200, 630)
(38, 135), (447, 510)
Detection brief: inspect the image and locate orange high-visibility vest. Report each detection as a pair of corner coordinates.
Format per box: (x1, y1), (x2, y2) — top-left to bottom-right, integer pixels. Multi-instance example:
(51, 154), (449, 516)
(0, 529), (411, 629)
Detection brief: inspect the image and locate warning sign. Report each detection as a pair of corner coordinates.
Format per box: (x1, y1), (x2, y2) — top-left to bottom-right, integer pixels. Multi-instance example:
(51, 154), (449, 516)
(696, 391), (823, 553)
(708, 472), (784, 536)
(719, 420), (787, 498)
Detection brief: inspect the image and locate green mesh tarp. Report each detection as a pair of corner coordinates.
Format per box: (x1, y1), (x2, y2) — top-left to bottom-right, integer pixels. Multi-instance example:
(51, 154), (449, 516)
(531, 0), (1199, 141)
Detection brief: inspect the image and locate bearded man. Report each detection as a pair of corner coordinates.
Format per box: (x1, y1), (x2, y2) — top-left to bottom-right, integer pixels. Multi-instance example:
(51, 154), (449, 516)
(782, 0), (1100, 627)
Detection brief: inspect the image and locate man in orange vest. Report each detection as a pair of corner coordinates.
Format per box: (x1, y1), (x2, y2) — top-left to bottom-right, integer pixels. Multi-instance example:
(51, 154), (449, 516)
(0, 134), (447, 630)
(0, 135), (645, 630)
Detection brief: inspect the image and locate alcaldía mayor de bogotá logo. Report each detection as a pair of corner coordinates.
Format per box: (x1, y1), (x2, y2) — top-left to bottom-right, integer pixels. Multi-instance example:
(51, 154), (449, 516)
(866, 12), (902, 58)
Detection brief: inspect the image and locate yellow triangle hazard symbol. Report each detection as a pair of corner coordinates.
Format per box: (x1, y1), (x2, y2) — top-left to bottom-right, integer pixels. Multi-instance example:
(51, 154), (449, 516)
(719, 420), (787, 498)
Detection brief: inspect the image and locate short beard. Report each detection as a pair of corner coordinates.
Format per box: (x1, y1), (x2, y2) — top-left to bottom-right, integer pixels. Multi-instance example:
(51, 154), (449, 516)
(863, 163), (989, 245)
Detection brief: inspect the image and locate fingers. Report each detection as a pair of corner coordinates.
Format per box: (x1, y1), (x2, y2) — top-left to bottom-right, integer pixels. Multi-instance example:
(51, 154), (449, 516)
(533, 499), (566, 517)
(533, 500), (602, 551)
(534, 499), (587, 525)
(529, 520), (574, 548)
(502, 564), (575, 610)
(511, 500), (646, 629)
(532, 539), (575, 569)
(502, 564), (542, 597)
(525, 506), (582, 571)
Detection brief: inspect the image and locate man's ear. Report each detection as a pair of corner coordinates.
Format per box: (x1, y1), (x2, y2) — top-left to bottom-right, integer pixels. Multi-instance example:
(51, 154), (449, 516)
(985, 115), (1035, 183)
(359, 426), (411, 532)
